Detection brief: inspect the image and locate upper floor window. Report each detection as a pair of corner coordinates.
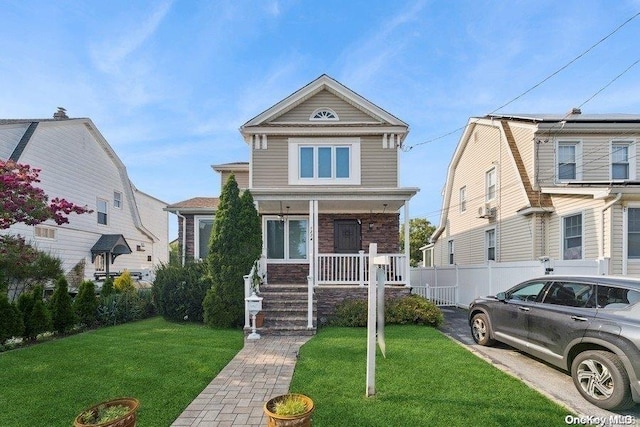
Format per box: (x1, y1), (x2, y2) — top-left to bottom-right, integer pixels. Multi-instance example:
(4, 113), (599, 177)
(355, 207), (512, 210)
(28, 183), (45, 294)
(485, 168), (496, 201)
(486, 229), (496, 261)
(113, 191), (122, 209)
(611, 141), (635, 180)
(310, 108), (338, 121)
(288, 138), (361, 185)
(557, 141), (581, 181)
(34, 225), (56, 240)
(97, 199), (108, 225)
(459, 186), (466, 213)
(562, 212), (583, 260)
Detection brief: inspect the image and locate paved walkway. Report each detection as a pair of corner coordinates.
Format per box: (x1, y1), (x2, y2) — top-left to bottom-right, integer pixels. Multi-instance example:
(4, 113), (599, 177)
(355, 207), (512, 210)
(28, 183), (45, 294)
(171, 335), (312, 427)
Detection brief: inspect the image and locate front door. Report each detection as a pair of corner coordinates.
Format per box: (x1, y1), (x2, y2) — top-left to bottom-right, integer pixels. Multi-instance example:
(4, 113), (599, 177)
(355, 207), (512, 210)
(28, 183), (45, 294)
(334, 220), (361, 253)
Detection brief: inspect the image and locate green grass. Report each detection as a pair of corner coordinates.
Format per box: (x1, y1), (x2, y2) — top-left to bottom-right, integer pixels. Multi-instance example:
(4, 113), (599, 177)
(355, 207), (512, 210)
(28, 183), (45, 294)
(0, 317), (243, 427)
(291, 326), (572, 427)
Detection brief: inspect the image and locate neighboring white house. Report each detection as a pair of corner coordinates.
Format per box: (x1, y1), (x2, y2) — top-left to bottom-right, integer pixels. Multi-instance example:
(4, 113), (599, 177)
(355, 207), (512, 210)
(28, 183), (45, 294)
(0, 109), (169, 287)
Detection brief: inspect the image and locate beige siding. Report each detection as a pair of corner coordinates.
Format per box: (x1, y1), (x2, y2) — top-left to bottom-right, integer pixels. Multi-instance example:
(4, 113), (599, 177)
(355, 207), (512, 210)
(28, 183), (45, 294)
(546, 195), (602, 260)
(510, 123), (536, 187)
(251, 135), (397, 188)
(220, 170), (249, 190)
(274, 90), (377, 123)
(499, 215), (534, 261)
(610, 205), (623, 274)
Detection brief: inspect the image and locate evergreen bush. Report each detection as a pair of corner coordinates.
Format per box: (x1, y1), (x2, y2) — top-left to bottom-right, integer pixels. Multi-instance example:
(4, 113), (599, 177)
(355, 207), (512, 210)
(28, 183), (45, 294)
(50, 276), (76, 334)
(329, 299), (369, 327)
(0, 293), (23, 343)
(74, 280), (98, 327)
(153, 262), (209, 322)
(328, 295), (444, 327)
(100, 277), (114, 298)
(114, 270), (135, 293)
(18, 285), (51, 340)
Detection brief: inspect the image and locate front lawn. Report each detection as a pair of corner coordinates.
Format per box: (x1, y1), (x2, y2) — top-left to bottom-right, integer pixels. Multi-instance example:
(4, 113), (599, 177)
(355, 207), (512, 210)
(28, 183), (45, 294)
(291, 326), (571, 426)
(0, 317), (243, 426)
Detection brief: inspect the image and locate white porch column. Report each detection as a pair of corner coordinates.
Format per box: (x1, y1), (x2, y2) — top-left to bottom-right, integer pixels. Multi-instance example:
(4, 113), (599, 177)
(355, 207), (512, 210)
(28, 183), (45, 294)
(404, 201), (411, 287)
(308, 199), (315, 286)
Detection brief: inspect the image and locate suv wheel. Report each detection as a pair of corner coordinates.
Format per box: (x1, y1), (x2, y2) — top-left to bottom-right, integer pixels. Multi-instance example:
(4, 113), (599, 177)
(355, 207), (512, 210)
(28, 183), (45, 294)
(571, 350), (635, 410)
(471, 313), (495, 346)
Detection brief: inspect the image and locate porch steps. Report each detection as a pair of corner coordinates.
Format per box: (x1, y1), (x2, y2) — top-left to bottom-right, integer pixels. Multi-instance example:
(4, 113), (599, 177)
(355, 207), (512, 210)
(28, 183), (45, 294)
(257, 283), (316, 336)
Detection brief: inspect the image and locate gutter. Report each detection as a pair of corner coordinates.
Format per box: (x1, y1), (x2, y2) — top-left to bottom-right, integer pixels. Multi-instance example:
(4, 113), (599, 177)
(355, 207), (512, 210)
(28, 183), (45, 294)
(176, 210), (187, 266)
(601, 193), (622, 260)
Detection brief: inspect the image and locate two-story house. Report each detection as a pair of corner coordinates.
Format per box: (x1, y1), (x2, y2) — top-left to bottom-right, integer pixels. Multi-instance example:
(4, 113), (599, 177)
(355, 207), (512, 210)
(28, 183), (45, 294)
(428, 111), (640, 304)
(0, 109), (169, 290)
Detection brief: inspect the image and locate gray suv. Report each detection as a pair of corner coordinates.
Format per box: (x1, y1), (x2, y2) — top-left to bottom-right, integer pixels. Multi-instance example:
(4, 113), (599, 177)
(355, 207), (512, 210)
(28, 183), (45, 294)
(469, 275), (640, 410)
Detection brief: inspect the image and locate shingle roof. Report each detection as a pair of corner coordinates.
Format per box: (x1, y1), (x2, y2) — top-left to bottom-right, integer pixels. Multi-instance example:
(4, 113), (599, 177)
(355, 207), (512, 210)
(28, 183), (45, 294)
(166, 197), (219, 210)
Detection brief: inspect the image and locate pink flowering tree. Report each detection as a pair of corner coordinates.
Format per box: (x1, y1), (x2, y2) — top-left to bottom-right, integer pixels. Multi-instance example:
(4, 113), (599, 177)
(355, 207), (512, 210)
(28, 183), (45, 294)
(1, 160), (92, 297)
(1, 160), (91, 228)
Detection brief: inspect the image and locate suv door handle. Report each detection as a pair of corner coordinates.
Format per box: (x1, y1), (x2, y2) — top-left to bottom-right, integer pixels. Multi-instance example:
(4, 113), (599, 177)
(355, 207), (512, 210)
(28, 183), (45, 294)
(518, 307), (530, 312)
(571, 316), (588, 322)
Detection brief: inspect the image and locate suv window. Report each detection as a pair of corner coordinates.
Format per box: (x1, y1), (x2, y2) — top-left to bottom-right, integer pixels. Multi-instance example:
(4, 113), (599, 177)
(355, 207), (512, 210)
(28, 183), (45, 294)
(543, 282), (593, 307)
(506, 281), (546, 302)
(598, 285), (640, 309)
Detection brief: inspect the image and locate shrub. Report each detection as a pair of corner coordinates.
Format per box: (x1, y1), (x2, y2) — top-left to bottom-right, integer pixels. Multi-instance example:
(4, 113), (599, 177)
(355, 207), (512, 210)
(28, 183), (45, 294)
(97, 290), (152, 326)
(74, 280), (98, 327)
(114, 270), (135, 293)
(386, 294), (443, 327)
(19, 285), (51, 340)
(329, 299), (368, 327)
(153, 262), (209, 322)
(100, 277), (114, 298)
(328, 295), (443, 328)
(0, 293), (23, 343)
(50, 276), (76, 334)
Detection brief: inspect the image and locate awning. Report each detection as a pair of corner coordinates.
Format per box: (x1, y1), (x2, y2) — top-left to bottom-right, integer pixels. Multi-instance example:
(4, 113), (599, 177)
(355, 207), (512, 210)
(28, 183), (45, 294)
(91, 234), (132, 263)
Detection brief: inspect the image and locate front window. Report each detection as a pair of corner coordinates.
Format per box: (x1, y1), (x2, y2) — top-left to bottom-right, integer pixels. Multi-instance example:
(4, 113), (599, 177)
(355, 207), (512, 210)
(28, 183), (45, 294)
(563, 213), (583, 260)
(485, 168), (496, 201)
(195, 216), (214, 260)
(611, 141), (635, 180)
(97, 199), (108, 225)
(266, 218), (308, 261)
(557, 141), (581, 181)
(459, 186), (466, 213)
(288, 138), (361, 185)
(448, 240), (454, 265)
(486, 229), (496, 261)
(628, 208), (640, 259)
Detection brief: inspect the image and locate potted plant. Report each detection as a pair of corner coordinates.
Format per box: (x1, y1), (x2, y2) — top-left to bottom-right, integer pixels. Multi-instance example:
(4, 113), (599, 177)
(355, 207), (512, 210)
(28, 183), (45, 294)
(74, 397), (140, 427)
(263, 393), (314, 427)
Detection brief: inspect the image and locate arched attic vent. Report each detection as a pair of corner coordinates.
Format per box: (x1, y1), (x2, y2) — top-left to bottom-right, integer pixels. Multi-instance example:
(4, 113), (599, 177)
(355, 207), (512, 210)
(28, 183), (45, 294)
(310, 108), (339, 121)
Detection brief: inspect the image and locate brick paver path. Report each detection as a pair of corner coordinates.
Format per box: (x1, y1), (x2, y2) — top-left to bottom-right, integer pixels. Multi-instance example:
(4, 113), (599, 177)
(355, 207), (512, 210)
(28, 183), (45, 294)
(171, 335), (312, 427)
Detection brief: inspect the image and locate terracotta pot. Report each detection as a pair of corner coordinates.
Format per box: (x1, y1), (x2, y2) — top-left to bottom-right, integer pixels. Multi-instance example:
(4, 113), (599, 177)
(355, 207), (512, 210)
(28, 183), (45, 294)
(264, 393), (314, 427)
(74, 397), (140, 427)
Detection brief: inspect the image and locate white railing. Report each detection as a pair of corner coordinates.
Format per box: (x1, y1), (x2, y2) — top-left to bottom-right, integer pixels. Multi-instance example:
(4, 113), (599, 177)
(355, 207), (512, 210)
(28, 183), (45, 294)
(411, 285), (458, 307)
(316, 252), (407, 285)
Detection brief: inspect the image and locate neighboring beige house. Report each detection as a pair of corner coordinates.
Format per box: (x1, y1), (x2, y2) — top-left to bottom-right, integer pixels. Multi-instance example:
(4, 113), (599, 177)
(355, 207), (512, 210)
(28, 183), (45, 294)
(429, 110), (640, 277)
(0, 109), (169, 289)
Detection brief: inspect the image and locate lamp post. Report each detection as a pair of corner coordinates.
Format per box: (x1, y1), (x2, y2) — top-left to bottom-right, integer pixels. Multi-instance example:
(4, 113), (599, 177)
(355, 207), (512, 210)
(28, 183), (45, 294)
(246, 292), (263, 340)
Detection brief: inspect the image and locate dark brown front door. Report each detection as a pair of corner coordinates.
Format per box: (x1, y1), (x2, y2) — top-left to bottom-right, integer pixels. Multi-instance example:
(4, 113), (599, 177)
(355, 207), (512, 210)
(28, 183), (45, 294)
(334, 220), (361, 253)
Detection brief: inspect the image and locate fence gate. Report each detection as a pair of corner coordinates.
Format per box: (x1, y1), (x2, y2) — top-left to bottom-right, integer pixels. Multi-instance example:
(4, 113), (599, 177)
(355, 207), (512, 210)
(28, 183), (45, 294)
(411, 285), (458, 307)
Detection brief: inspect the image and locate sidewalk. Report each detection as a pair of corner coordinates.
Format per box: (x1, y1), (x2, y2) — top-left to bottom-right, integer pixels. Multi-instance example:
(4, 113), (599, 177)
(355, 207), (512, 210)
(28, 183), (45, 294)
(171, 335), (312, 427)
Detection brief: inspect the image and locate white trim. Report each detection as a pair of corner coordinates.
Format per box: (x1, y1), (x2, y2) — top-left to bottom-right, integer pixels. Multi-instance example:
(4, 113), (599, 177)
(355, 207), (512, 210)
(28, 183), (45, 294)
(309, 108), (339, 121)
(97, 198), (108, 226)
(485, 167), (496, 202)
(194, 215), (215, 260)
(623, 204), (640, 275)
(288, 137), (361, 185)
(560, 211), (584, 260)
(485, 227), (496, 262)
(113, 191), (122, 209)
(263, 215), (310, 262)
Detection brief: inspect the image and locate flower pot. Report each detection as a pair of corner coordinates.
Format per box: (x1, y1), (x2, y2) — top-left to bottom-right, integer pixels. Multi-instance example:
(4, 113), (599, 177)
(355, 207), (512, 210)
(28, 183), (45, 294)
(74, 397), (140, 427)
(256, 311), (265, 328)
(264, 393), (314, 427)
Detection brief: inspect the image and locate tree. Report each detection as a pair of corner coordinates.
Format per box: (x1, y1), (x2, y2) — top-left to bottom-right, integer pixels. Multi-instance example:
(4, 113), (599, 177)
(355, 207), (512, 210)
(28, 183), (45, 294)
(17, 285), (51, 341)
(0, 293), (23, 343)
(0, 160), (91, 229)
(400, 218), (436, 267)
(50, 276), (75, 334)
(74, 280), (98, 326)
(203, 175), (261, 328)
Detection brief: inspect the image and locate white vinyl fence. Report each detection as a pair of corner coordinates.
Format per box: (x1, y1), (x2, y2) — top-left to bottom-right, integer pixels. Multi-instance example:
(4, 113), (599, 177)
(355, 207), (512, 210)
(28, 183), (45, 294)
(410, 259), (609, 308)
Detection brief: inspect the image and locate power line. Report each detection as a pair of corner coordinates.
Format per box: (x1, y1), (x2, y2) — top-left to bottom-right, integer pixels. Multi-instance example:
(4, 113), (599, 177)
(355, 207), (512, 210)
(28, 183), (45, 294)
(405, 11), (640, 152)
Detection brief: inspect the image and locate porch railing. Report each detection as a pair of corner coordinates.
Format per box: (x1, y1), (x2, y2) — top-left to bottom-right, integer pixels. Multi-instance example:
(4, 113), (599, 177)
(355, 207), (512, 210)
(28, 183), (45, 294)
(316, 252), (407, 285)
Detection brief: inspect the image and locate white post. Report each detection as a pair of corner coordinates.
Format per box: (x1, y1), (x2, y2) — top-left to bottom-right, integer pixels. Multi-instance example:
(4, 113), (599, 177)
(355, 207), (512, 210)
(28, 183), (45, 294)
(404, 201), (411, 287)
(243, 274), (251, 329)
(307, 275), (314, 329)
(358, 250), (365, 287)
(366, 243), (377, 397)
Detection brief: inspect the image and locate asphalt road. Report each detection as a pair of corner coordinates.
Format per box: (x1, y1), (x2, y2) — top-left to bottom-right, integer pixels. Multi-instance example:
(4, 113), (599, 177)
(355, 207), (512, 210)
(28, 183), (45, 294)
(439, 307), (640, 426)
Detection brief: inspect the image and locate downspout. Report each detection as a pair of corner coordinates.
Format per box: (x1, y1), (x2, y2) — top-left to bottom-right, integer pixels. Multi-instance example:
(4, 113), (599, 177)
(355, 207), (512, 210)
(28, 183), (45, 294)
(176, 210), (187, 266)
(601, 193), (622, 272)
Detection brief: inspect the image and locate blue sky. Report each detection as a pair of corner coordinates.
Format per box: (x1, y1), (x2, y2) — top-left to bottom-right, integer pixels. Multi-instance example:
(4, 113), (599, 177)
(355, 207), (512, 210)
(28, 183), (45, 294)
(2, 1), (640, 239)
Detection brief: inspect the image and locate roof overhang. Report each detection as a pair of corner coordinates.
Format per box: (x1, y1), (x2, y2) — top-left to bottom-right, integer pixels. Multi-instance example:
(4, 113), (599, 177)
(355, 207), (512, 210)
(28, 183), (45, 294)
(90, 234), (132, 263)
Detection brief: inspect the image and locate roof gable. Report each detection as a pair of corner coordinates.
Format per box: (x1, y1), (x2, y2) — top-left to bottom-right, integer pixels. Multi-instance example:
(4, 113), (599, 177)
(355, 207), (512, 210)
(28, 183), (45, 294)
(240, 74), (407, 129)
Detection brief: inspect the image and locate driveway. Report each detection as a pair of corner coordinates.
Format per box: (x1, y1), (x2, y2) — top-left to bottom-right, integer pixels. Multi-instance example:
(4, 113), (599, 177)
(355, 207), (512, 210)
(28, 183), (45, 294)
(439, 307), (640, 425)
